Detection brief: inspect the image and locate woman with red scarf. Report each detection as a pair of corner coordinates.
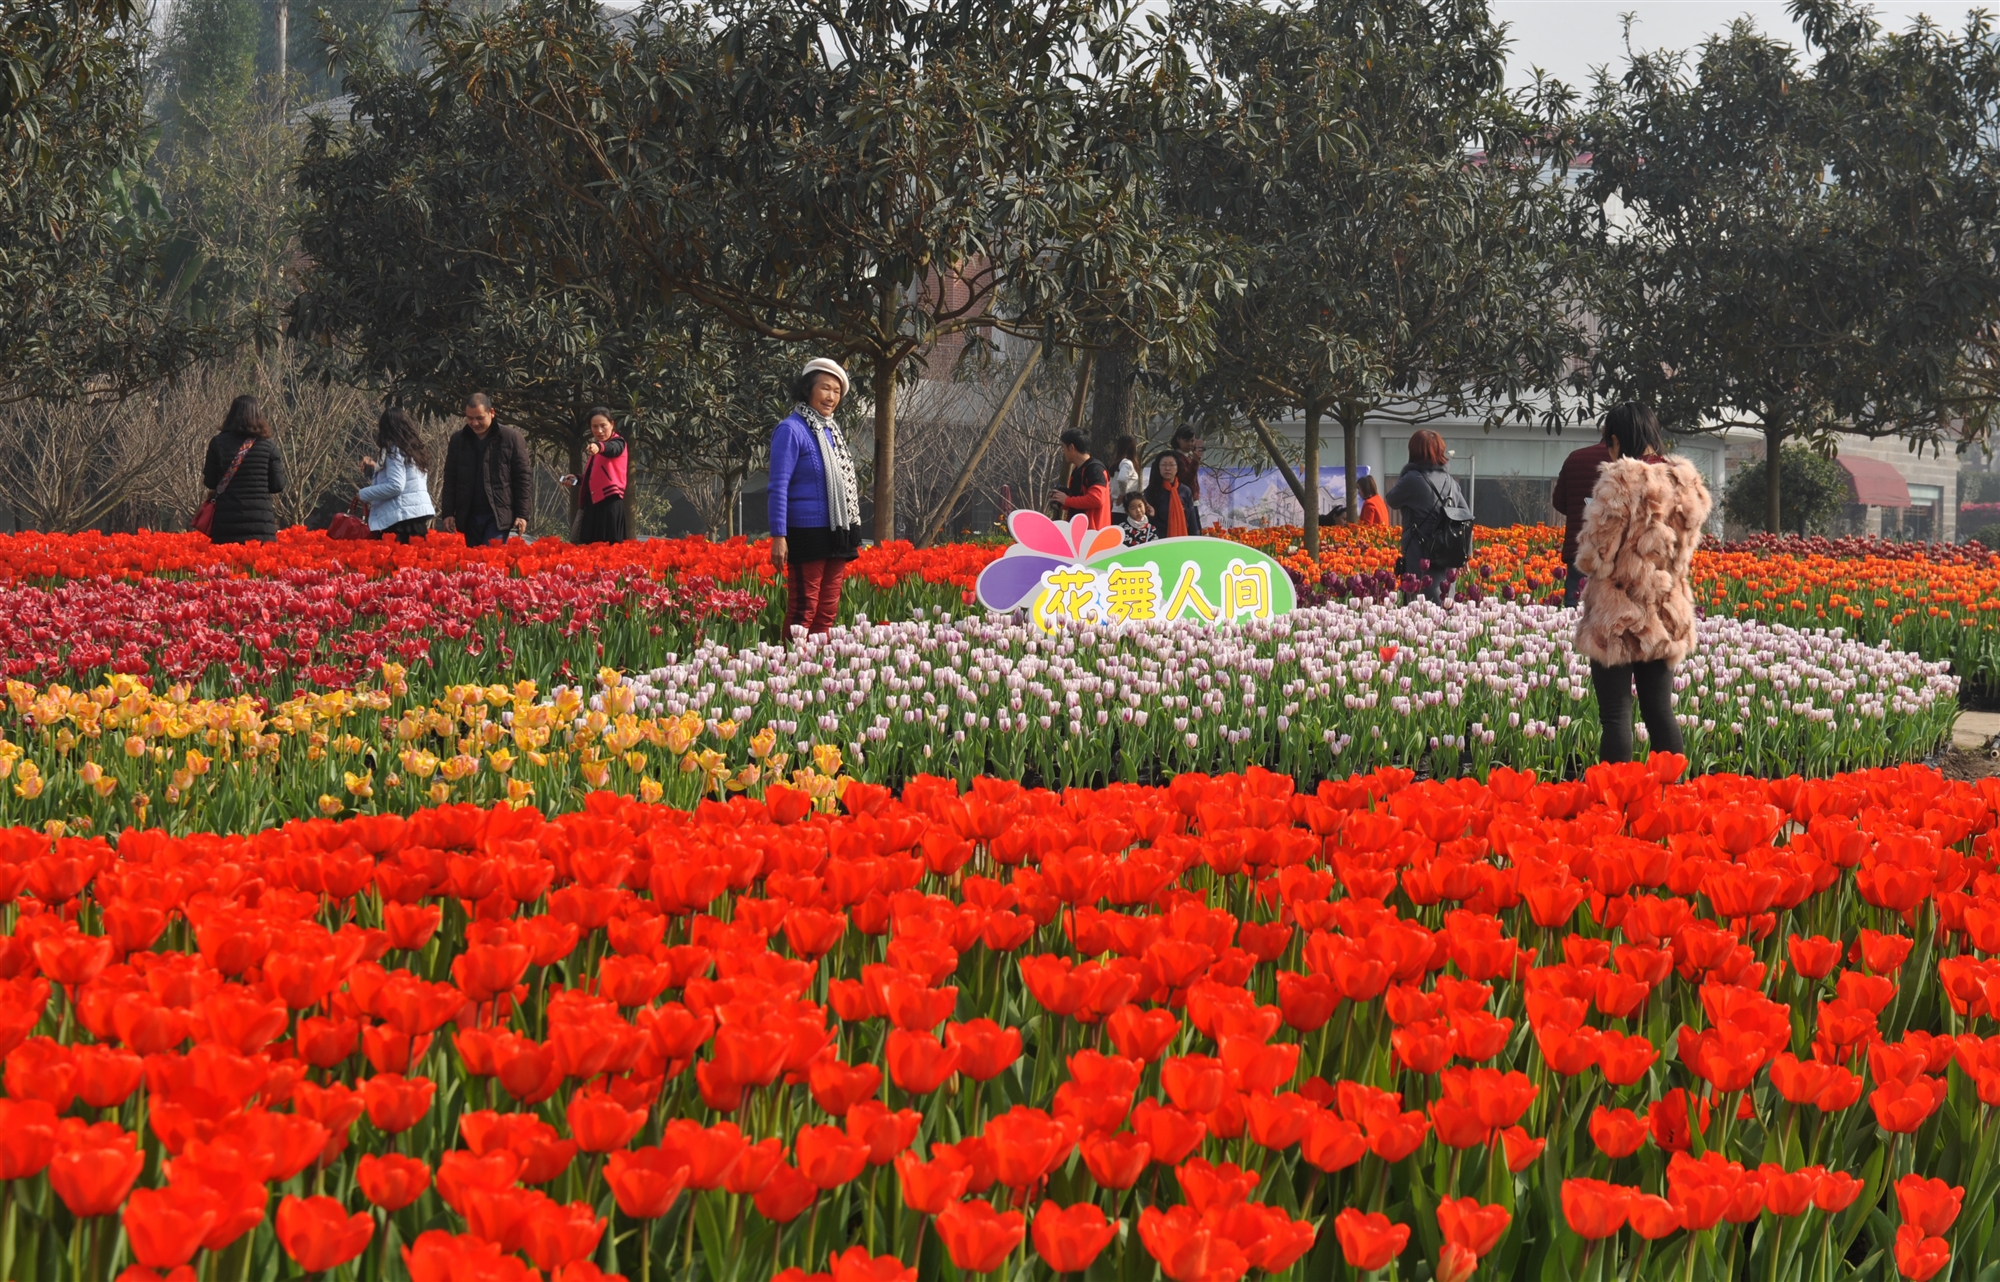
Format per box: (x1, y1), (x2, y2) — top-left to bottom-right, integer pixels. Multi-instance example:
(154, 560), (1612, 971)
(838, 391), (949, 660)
(1144, 453), (1202, 538)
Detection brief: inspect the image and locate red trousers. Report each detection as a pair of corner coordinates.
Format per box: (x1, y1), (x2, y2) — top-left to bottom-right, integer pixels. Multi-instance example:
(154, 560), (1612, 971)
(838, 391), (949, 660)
(785, 558), (848, 637)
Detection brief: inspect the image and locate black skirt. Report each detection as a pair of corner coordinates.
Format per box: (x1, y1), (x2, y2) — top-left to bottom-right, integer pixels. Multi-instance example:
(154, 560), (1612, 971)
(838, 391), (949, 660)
(577, 495), (630, 544)
(788, 524), (862, 562)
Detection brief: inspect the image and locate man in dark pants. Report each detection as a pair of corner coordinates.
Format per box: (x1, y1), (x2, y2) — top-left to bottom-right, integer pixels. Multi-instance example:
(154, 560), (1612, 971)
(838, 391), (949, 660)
(439, 393), (534, 546)
(1551, 433), (1613, 607)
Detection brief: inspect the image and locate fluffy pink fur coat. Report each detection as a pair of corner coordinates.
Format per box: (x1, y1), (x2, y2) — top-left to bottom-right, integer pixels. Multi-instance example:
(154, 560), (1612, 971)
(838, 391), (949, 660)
(1574, 456), (1713, 668)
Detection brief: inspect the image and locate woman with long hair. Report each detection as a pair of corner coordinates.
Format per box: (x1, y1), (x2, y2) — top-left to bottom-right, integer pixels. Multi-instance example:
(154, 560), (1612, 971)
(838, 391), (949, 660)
(768, 359), (863, 637)
(1109, 434), (1143, 508)
(358, 408), (436, 542)
(199, 395), (287, 543)
(1573, 403), (1712, 764)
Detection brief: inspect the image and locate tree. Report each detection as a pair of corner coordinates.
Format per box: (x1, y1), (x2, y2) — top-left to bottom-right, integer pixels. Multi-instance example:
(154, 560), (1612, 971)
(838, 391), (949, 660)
(1722, 444), (1849, 535)
(1578, 0), (2000, 532)
(1168, 0), (1592, 557)
(0, 0), (227, 403)
(389, 0), (1222, 542)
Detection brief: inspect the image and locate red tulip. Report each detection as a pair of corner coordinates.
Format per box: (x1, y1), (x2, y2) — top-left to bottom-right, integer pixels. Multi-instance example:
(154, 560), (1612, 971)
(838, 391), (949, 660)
(1816, 1170), (1866, 1213)
(1333, 1208), (1410, 1271)
(945, 1019), (1023, 1081)
(843, 1101), (922, 1167)
(1139, 1203), (1249, 1282)
(1032, 1201), (1119, 1273)
(1627, 1194), (1683, 1240)
(1079, 1131), (1150, 1189)
(895, 1148), (971, 1213)
(1588, 1107), (1648, 1159)
(754, 1162), (819, 1223)
(358, 1153), (431, 1212)
(807, 1056), (881, 1117)
(48, 1120), (144, 1217)
(936, 1199), (1027, 1274)
(605, 1146), (691, 1219)
(883, 1030), (959, 1093)
(1895, 1225), (1951, 1282)
(520, 1200), (604, 1271)
(566, 1090), (647, 1153)
(123, 1186), (220, 1271)
(1895, 1175), (1964, 1236)
(794, 1124), (868, 1190)
(362, 1073), (436, 1134)
(1561, 1179), (1631, 1239)
(1436, 1197), (1510, 1258)
(276, 1195), (375, 1272)
(0, 1097), (59, 1179)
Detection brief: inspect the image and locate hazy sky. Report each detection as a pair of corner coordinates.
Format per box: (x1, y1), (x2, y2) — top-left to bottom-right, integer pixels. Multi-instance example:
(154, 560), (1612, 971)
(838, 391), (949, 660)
(1495, 1), (1979, 88)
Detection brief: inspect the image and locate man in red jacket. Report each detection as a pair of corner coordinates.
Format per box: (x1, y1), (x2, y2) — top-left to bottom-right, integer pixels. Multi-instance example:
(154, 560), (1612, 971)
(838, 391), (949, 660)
(1550, 434), (1613, 607)
(1050, 430), (1111, 530)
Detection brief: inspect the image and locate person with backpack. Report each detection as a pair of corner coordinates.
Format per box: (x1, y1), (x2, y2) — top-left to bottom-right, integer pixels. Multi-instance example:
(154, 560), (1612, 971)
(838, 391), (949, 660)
(1573, 402), (1713, 764)
(1386, 429), (1471, 603)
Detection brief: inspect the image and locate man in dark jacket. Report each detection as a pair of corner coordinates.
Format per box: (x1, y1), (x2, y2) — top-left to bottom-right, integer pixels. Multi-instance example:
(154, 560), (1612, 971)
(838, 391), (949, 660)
(439, 393), (534, 546)
(1551, 435), (1613, 607)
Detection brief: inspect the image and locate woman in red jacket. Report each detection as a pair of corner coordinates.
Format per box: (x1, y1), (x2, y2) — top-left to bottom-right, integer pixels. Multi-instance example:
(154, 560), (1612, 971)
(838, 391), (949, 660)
(565, 407), (630, 543)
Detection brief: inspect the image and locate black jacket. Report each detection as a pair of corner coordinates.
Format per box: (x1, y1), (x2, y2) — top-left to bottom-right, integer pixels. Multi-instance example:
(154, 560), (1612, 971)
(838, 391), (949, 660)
(439, 423), (534, 532)
(1143, 481), (1202, 536)
(1387, 463), (1468, 570)
(201, 432), (286, 543)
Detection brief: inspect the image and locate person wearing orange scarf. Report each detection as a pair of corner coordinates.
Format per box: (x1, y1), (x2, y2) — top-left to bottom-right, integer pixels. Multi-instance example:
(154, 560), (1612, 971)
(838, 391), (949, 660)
(1144, 453), (1201, 538)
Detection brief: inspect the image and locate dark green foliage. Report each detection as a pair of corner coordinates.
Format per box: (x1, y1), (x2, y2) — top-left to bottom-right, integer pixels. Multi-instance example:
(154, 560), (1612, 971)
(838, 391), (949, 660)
(0, 0), (228, 403)
(1723, 444), (1851, 535)
(1578, 0), (2000, 532)
(1170, 0), (1593, 556)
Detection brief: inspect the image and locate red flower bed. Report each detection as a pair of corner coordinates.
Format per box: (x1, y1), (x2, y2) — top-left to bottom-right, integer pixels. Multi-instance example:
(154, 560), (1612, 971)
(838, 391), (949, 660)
(0, 760), (1991, 1280)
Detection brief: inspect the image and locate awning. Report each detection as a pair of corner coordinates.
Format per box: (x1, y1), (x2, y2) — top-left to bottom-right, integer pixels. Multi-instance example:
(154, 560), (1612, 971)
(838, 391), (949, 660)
(1838, 455), (1911, 507)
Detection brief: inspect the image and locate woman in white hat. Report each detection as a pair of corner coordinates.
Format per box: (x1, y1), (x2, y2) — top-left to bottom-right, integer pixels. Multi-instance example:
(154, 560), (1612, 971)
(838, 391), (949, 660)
(768, 358), (864, 638)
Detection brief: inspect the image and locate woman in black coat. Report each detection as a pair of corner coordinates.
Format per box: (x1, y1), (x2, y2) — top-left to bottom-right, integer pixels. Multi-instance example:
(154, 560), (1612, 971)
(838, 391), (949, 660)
(200, 396), (287, 543)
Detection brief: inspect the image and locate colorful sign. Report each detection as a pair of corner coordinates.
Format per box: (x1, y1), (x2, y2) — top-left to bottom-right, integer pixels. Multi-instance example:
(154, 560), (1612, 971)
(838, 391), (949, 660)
(1203, 464), (1374, 529)
(974, 511), (1297, 629)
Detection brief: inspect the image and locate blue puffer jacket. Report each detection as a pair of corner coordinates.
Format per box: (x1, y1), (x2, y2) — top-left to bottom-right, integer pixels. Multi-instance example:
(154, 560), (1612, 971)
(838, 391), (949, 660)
(768, 411), (831, 536)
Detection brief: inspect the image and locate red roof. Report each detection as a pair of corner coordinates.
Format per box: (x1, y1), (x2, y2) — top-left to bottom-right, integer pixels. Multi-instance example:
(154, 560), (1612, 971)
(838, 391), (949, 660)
(1838, 455), (1912, 507)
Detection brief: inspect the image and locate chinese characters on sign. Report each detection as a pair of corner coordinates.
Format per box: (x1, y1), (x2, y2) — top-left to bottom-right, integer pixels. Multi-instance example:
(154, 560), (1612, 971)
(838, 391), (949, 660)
(970, 513), (1297, 627)
(1030, 557), (1276, 631)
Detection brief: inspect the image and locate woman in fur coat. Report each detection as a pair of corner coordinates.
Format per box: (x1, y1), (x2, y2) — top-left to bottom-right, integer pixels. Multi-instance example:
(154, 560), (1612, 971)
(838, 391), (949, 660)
(1572, 403), (1713, 764)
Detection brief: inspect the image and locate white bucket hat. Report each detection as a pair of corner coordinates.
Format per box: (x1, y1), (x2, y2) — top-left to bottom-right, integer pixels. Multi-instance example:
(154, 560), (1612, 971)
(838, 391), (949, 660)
(801, 358), (850, 397)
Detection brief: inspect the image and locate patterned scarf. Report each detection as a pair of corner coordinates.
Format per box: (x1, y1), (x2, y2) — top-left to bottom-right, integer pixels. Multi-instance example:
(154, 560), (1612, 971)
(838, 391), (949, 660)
(797, 403), (860, 532)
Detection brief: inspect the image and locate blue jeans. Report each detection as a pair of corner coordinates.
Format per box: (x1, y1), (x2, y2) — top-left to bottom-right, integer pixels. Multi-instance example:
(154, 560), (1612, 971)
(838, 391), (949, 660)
(1564, 565), (1585, 608)
(462, 511), (505, 547)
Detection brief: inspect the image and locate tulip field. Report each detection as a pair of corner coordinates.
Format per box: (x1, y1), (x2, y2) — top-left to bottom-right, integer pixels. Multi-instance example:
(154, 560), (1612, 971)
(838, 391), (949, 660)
(0, 523), (1993, 1282)
(0, 759), (1995, 1282)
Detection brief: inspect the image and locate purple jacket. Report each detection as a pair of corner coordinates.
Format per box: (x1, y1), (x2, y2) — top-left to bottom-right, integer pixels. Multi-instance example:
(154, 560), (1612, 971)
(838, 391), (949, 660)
(768, 411), (832, 536)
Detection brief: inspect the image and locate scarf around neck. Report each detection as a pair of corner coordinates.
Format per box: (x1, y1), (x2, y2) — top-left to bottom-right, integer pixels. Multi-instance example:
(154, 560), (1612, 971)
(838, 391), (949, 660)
(796, 403), (860, 532)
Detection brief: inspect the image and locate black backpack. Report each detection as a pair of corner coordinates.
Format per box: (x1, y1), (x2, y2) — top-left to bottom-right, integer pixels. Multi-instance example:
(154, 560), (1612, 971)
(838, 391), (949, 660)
(1411, 472), (1474, 570)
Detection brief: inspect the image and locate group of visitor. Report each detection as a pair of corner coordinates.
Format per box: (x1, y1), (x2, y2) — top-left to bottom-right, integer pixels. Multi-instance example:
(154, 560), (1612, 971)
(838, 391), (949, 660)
(198, 393), (632, 551)
(203, 359), (1708, 769)
(1047, 428), (1208, 543)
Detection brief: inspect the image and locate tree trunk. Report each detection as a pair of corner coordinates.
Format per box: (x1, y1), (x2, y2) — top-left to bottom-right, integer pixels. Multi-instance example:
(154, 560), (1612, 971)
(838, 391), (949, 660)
(276, 0), (288, 96)
(871, 357), (898, 543)
(1764, 420), (1784, 534)
(723, 463), (745, 538)
(1089, 344), (1135, 459)
(1340, 405), (1360, 528)
(1302, 401), (1322, 559)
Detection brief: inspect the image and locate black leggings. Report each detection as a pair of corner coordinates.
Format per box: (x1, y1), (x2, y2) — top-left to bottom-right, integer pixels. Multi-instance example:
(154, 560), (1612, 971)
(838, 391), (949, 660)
(1591, 659), (1684, 763)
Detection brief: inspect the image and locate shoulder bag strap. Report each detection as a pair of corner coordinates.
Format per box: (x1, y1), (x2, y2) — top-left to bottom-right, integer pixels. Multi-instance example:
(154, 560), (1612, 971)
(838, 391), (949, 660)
(213, 439), (256, 497)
